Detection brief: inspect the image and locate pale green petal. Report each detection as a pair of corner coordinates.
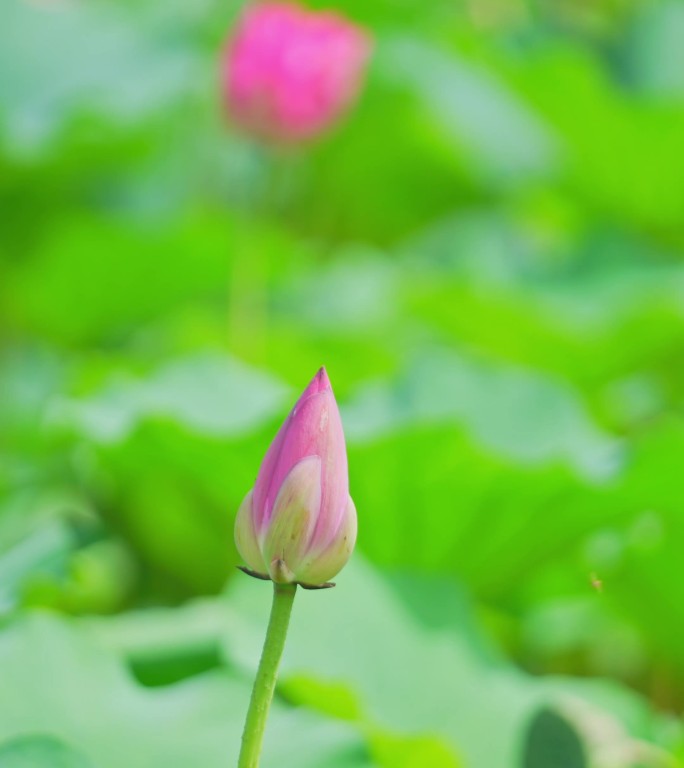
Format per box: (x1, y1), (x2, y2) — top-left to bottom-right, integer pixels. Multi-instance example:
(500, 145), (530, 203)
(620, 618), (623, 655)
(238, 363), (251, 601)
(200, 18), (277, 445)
(296, 495), (357, 586)
(233, 488), (267, 575)
(263, 456), (322, 583)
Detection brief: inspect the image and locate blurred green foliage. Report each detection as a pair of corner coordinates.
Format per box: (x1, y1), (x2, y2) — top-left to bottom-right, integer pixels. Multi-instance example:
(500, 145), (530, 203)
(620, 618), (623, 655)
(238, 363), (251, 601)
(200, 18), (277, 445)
(2, 0), (684, 765)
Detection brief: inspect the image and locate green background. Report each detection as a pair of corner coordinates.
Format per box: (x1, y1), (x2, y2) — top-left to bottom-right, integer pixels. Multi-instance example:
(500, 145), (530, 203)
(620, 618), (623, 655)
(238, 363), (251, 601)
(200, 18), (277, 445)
(2, 0), (684, 765)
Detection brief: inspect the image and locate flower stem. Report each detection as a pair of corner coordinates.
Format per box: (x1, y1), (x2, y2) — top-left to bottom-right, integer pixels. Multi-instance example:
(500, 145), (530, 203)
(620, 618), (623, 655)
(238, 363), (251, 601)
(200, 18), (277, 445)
(238, 582), (297, 768)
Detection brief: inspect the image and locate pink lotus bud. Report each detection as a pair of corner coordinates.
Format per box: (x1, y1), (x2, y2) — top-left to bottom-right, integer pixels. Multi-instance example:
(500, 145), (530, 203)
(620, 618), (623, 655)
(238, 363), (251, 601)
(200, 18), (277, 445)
(222, 2), (372, 143)
(234, 367), (357, 587)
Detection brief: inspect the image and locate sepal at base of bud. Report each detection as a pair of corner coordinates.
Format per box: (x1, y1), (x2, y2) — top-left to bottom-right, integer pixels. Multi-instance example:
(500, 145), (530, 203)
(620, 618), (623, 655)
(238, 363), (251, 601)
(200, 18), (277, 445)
(237, 566), (336, 589)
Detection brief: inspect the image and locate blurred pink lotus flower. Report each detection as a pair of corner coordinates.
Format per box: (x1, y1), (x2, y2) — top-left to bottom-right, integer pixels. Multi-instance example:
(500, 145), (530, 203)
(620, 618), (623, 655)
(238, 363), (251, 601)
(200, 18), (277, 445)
(235, 367), (357, 586)
(222, 2), (371, 143)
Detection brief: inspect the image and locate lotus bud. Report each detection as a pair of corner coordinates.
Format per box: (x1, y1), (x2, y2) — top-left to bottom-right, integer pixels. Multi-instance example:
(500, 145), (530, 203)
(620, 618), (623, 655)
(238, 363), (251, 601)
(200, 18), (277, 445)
(221, 2), (372, 143)
(235, 367), (356, 587)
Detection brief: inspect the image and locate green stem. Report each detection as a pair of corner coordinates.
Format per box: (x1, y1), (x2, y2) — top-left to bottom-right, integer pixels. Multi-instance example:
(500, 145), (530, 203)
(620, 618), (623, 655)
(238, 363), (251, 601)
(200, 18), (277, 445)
(238, 582), (297, 768)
